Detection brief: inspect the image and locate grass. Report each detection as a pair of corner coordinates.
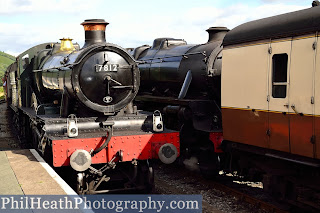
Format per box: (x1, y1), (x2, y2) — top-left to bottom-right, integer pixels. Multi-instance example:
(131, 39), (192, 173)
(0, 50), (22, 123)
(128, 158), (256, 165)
(0, 52), (14, 64)
(0, 86), (4, 100)
(0, 51), (15, 84)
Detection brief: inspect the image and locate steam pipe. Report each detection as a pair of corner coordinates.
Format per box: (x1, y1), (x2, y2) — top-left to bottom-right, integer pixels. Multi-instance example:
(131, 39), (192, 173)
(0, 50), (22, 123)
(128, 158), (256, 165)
(92, 127), (112, 155)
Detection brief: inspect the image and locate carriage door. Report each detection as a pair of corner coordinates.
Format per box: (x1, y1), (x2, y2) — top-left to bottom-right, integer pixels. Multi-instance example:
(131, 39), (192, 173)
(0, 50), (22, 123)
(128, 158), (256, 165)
(313, 34), (320, 159)
(288, 35), (316, 158)
(268, 39), (291, 152)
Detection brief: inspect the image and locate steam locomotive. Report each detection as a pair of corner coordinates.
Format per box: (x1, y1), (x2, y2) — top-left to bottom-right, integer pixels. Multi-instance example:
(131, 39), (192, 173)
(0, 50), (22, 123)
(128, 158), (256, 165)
(132, 3), (320, 210)
(131, 27), (228, 175)
(3, 19), (179, 194)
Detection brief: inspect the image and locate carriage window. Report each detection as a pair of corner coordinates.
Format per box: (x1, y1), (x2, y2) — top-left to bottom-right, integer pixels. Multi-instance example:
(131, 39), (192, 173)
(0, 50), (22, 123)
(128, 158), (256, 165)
(272, 54), (288, 98)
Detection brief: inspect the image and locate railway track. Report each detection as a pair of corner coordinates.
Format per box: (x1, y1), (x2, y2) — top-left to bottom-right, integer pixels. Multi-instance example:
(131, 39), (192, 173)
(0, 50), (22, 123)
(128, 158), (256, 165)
(201, 177), (289, 213)
(0, 99), (20, 150)
(153, 161), (290, 213)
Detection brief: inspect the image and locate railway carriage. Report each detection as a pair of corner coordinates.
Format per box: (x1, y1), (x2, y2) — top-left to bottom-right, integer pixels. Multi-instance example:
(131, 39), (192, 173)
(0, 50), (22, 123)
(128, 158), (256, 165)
(221, 4), (320, 208)
(222, 4), (320, 159)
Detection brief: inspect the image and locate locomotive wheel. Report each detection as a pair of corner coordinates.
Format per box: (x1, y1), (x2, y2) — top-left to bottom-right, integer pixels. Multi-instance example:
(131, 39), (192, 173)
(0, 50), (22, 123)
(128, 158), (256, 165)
(198, 150), (220, 178)
(180, 122), (219, 178)
(31, 92), (38, 111)
(180, 123), (198, 148)
(40, 139), (53, 166)
(144, 166), (155, 193)
(76, 173), (87, 195)
(136, 163), (154, 193)
(13, 113), (19, 134)
(31, 130), (38, 149)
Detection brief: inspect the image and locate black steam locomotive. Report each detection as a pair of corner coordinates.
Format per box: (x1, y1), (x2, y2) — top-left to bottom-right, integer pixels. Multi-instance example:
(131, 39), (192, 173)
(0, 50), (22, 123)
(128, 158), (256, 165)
(132, 27), (228, 131)
(131, 27), (228, 175)
(4, 19), (179, 194)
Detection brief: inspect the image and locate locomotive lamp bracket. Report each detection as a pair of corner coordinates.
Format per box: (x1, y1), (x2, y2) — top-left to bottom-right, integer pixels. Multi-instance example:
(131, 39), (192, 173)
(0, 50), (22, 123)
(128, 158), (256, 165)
(153, 110), (163, 132)
(67, 114), (78, 137)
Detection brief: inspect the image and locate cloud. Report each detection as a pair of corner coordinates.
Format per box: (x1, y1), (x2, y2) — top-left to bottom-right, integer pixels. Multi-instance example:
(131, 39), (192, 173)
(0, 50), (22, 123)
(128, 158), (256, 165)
(261, 0), (299, 2)
(0, 0), (96, 15)
(113, 2), (308, 47)
(183, 3), (307, 29)
(0, 1), (310, 55)
(0, 21), (83, 56)
(156, 3), (308, 44)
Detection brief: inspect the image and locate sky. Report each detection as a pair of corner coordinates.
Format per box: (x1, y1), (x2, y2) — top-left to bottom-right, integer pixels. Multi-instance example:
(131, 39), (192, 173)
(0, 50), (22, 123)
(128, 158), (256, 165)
(0, 0), (312, 56)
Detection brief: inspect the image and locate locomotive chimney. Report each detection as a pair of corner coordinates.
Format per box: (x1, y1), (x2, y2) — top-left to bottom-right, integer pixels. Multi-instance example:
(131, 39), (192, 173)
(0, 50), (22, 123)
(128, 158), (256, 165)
(206, 27), (229, 43)
(81, 19), (109, 47)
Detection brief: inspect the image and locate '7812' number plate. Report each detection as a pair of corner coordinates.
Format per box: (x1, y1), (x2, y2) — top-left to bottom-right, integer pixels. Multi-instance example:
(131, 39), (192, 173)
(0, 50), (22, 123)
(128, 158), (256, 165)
(95, 64), (119, 72)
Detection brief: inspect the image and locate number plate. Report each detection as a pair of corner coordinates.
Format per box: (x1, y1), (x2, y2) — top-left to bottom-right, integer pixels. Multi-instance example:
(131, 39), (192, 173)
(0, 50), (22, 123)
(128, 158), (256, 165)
(95, 64), (119, 72)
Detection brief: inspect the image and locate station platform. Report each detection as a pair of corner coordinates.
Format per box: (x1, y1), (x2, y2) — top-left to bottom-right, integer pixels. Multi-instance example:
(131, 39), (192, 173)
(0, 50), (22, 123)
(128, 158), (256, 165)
(0, 149), (77, 195)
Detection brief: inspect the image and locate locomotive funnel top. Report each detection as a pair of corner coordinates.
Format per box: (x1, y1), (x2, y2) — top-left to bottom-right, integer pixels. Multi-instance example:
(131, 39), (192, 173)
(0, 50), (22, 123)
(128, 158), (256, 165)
(206, 27), (229, 43)
(81, 19), (109, 47)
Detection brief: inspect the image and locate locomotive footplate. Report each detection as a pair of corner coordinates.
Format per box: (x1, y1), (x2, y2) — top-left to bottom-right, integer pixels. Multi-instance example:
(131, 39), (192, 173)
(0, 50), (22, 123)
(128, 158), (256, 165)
(34, 111), (180, 168)
(18, 107), (180, 168)
(51, 131), (180, 167)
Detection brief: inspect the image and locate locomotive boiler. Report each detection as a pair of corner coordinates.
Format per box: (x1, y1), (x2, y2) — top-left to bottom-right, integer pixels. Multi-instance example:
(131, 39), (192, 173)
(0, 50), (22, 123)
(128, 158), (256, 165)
(131, 28), (228, 175)
(4, 19), (179, 194)
(27, 19), (139, 116)
(132, 27), (228, 132)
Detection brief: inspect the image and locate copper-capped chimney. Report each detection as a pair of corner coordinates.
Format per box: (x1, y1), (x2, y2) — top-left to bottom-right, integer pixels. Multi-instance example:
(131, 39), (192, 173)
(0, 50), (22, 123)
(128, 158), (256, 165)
(81, 19), (109, 47)
(206, 27), (229, 43)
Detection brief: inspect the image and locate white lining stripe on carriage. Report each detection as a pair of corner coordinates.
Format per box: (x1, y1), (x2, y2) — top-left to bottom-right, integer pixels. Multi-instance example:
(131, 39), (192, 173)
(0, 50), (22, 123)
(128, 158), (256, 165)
(29, 149), (77, 195)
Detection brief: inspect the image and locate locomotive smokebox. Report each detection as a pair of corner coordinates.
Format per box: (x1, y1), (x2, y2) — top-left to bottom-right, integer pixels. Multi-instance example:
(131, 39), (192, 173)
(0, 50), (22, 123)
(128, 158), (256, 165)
(206, 27), (229, 43)
(81, 19), (109, 47)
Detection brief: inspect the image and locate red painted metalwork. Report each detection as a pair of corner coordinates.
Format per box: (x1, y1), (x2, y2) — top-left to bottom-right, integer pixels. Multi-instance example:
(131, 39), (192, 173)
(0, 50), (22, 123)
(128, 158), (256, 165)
(52, 132), (180, 167)
(209, 132), (223, 153)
